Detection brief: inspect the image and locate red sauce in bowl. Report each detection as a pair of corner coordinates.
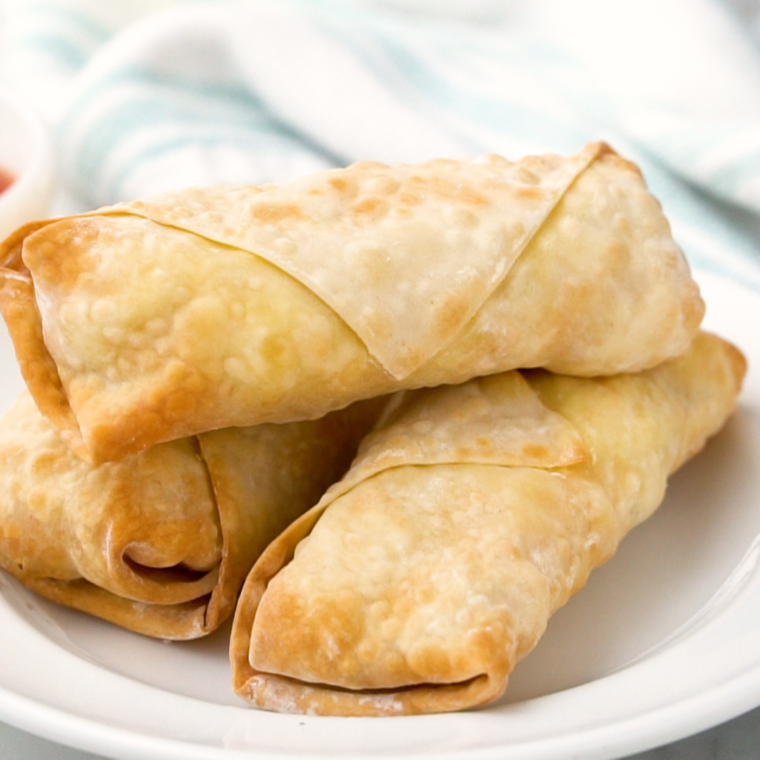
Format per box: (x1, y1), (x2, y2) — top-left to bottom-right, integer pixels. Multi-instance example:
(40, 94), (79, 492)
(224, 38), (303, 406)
(0, 167), (13, 195)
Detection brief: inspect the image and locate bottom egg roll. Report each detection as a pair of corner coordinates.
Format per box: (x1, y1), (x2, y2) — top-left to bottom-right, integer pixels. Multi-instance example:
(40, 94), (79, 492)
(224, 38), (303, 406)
(231, 332), (745, 715)
(0, 393), (383, 640)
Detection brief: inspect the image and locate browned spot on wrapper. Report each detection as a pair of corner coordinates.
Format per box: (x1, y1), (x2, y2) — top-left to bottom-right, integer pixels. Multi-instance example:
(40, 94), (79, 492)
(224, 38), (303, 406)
(352, 196), (389, 217)
(249, 203), (307, 224)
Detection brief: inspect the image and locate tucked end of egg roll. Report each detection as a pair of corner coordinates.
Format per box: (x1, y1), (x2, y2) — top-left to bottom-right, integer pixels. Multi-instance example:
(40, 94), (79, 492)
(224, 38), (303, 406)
(230, 332), (745, 715)
(0, 144), (702, 464)
(0, 393), (384, 639)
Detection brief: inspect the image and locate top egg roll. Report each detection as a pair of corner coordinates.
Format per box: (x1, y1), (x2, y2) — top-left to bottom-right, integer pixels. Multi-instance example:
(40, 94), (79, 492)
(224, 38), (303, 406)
(230, 332), (744, 715)
(0, 142), (702, 464)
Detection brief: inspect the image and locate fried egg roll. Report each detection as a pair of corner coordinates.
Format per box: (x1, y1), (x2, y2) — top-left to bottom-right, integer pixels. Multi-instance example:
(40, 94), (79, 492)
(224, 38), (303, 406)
(0, 143), (701, 463)
(0, 393), (383, 639)
(231, 332), (744, 714)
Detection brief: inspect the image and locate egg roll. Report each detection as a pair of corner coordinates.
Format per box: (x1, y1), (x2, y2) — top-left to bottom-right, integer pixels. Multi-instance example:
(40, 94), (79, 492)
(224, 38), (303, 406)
(230, 331), (745, 715)
(0, 142), (702, 464)
(0, 392), (383, 639)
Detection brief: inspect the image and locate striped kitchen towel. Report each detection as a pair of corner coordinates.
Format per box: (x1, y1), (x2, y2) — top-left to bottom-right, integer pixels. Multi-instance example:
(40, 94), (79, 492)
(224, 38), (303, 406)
(2, 0), (760, 286)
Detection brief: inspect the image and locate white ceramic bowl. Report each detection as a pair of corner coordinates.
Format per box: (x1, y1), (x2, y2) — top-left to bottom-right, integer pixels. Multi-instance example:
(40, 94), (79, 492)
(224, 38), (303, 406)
(0, 85), (56, 243)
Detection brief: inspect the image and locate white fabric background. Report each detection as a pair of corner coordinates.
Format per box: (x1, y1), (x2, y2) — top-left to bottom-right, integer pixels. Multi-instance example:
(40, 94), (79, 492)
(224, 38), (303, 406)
(0, 0), (759, 286)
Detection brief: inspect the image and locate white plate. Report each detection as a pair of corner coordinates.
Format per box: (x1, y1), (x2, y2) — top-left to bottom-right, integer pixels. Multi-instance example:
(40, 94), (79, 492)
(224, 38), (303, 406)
(1, 269), (760, 760)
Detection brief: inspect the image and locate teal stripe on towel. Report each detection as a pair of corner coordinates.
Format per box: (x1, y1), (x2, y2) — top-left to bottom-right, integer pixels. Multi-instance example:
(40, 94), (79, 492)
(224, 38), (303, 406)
(8, 32), (90, 68)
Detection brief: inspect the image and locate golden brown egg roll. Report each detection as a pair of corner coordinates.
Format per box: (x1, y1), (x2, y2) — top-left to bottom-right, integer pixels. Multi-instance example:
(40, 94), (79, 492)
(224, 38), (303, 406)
(0, 142), (702, 464)
(230, 332), (745, 715)
(0, 392), (383, 639)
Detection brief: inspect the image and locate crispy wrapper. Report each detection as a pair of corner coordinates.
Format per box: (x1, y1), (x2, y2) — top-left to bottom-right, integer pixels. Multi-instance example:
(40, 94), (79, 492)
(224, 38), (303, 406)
(0, 393), (383, 639)
(230, 332), (745, 715)
(0, 143), (702, 463)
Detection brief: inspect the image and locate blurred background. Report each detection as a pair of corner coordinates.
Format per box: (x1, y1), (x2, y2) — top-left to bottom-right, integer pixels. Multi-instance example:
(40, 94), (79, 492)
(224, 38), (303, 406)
(2, 0), (760, 282)
(1, 1), (760, 758)
(1, 0), (760, 285)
